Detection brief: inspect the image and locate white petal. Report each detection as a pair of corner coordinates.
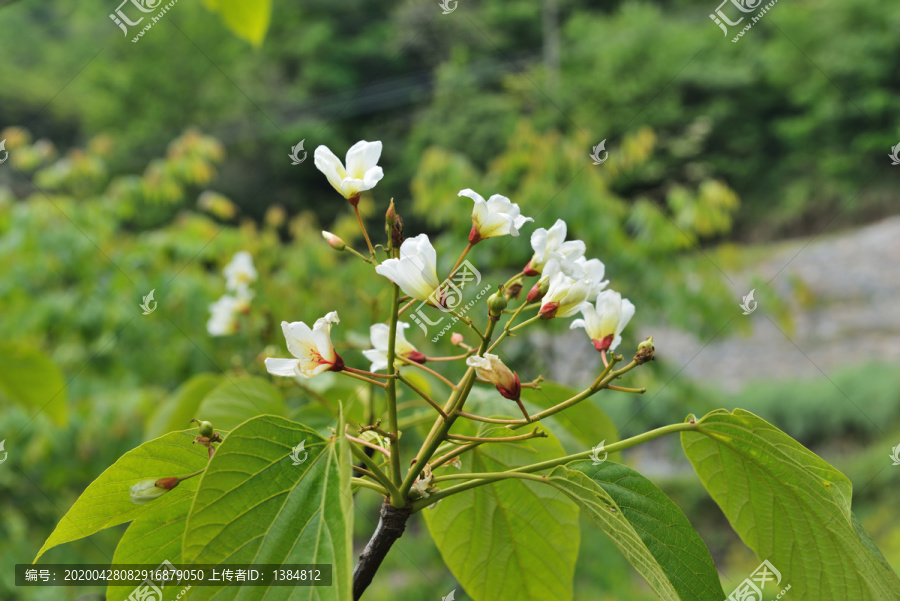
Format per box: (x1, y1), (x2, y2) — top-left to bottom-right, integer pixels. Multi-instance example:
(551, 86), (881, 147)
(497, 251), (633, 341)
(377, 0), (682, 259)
(345, 140), (382, 179)
(363, 348), (389, 372)
(265, 357), (299, 377)
(369, 323), (391, 351)
(458, 188), (485, 204)
(314, 146), (347, 196)
(280, 320), (316, 360)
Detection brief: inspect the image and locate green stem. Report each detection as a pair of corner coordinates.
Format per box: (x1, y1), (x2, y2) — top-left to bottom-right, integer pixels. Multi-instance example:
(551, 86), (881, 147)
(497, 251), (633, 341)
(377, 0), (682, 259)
(448, 242), (474, 276)
(385, 282), (403, 503)
(399, 318), (497, 498)
(340, 370), (387, 388)
(351, 477), (390, 496)
(348, 437), (403, 502)
(397, 372), (447, 418)
(353, 204), (377, 258)
(487, 300), (532, 353)
(413, 421), (699, 511)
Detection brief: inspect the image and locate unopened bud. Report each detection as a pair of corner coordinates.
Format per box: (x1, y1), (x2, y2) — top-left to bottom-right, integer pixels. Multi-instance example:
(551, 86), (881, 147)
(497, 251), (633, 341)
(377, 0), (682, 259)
(526, 278), (549, 303)
(129, 477), (179, 505)
(505, 282), (523, 300)
(404, 350), (427, 365)
(487, 289), (508, 320)
(322, 231), (346, 251)
(635, 336), (655, 364)
(538, 301), (559, 320)
(522, 260), (540, 277)
(191, 419), (215, 438)
(385, 200), (403, 248)
(451, 333), (464, 346)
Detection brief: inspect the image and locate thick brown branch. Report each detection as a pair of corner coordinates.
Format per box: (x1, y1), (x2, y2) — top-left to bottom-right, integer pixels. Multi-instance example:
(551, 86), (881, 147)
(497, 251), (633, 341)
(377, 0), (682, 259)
(352, 501), (412, 599)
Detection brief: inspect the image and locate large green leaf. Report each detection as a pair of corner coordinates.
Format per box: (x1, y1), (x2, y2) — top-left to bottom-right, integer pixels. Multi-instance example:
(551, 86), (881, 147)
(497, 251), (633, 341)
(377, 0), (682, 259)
(195, 376), (285, 430)
(0, 342), (67, 426)
(423, 429), (580, 601)
(106, 493), (194, 601)
(202, 0), (271, 46)
(682, 409), (900, 600)
(145, 373), (223, 438)
(565, 460), (724, 601)
(182, 414), (353, 600)
(35, 430), (210, 561)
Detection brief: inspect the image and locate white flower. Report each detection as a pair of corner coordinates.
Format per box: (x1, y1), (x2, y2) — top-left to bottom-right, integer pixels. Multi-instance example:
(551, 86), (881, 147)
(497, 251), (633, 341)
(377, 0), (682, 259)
(526, 219), (585, 275)
(207, 295), (242, 336)
(362, 322), (425, 372)
(459, 189), (532, 243)
(314, 140), (384, 201)
(223, 251), (257, 292)
(375, 234), (441, 302)
(129, 477), (177, 505)
(571, 257), (609, 300)
(538, 269), (593, 319)
(570, 290), (636, 352)
(265, 312), (344, 378)
(466, 353), (521, 401)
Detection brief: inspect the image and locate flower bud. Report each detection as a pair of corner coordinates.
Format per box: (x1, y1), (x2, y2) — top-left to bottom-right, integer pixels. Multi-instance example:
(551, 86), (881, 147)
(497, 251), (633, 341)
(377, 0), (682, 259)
(505, 282), (523, 300)
(635, 336), (655, 365)
(385, 200), (403, 249)
(466, 354), (521, 402)
(487, 289), (508, 320)
(526, 278), (549, 303)
(522, 260), (540, 277)
(191, 419), (215, 438)
(129, 477), (179, 505)
(322, 231), (346, 251)
(451, 333), (464, 346)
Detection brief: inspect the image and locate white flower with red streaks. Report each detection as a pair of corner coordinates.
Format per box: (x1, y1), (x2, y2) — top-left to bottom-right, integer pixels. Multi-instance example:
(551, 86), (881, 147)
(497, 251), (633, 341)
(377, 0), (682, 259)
(265, 312), (344, 378)
(466, 353), (521, 401)
(570, 290), (635, 352)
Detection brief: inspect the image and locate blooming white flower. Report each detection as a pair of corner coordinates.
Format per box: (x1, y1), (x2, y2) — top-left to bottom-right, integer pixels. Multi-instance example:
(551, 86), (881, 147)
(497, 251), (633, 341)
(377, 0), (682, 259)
(570, 290), (636, 352)
(223, 251), (257, 292)
(207, 295), (242, 336)
(129, 477), (178, 505)
(466, 353), (521, 401)
(525, 219), (586, 275)
(265, 312), (344, 378)
(362, 322), (425, 372)
(571, 257), (609, 300)
(538, 269), (593, 319)
(314, 140), (384, 202)
(375, 234), (441, 302)
(459, 189), (532, 243)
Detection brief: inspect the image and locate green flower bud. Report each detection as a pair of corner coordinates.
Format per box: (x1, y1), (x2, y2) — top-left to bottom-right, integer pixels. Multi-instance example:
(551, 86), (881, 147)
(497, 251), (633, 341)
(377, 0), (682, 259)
(191, 419), (215, 438)
(129, 477), (179, 505)
(635, 336), (655, 364)
(322, 231), (346, 251)
(487, 289), (508, 320)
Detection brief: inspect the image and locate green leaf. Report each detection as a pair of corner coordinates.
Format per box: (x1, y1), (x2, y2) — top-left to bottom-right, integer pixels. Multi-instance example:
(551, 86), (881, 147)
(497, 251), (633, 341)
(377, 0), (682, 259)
(544, 465), (680, 600)
(565, 460), (725, 601)
(35, 430), (210, 561)
(182, 414), (353, 600)
(202, 0), (271, 46)
(106, 494), (193, 601)
(145, 373), (223, 438)
(195, 376), (285, 430)
(682, 409), (900, 600)
(0, 342), (67, 426)
(424, 430), (580, 601)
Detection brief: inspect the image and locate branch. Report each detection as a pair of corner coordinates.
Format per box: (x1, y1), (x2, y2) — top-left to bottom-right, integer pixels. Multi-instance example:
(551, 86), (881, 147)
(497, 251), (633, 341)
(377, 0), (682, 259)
(352, 502), (412, 600)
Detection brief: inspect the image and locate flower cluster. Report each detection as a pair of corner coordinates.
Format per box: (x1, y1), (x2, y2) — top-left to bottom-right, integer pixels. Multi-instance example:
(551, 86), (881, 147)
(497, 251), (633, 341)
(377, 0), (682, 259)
(207, 251), (257, 336)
